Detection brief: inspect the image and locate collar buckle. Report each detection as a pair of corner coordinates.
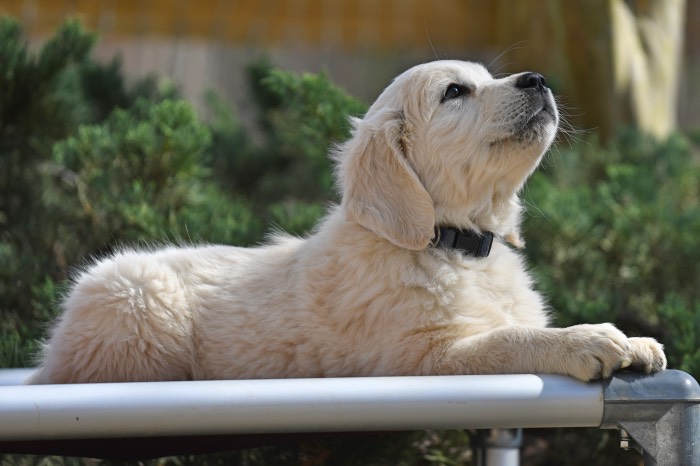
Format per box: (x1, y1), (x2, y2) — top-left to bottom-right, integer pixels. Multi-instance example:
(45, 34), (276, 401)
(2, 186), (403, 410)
(431, 227), (494, 257)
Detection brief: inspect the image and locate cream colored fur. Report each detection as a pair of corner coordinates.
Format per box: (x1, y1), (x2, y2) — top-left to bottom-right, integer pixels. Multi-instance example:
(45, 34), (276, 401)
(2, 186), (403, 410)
(28, 60), (666, 384)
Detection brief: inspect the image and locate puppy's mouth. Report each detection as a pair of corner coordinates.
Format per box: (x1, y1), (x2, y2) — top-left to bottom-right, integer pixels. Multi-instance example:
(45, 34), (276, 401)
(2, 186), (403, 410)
(492, 92), (558, 148)
(525, 99), (556, 129)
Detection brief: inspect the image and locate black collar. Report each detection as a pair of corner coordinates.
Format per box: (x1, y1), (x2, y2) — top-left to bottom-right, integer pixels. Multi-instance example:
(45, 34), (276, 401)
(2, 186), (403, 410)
(431, 226), (494, 257)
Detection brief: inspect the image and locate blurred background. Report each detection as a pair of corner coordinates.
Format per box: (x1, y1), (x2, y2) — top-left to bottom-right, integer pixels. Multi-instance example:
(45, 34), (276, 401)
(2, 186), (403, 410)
(1, 1), (699, 465)
(2, 0), (698, 137)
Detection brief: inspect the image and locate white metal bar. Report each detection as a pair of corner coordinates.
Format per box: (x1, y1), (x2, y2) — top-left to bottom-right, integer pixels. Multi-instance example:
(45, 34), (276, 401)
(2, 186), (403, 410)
(0, 368), (34, 386)
(0, 372), (603, 441)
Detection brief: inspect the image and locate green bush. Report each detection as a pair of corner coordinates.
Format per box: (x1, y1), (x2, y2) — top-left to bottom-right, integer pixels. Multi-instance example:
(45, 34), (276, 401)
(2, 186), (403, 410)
(517, 131), (700, 466)
(1, 18), (96, 366)
(524, 130), (700, 376)
(208, 60), (365, 225)
(0, 21), (236, 363)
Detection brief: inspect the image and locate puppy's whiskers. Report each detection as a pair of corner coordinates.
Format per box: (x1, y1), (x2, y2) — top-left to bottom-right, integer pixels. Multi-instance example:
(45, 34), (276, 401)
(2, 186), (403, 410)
(522, 182), (549, 221)
(487, 41), (527, 76)
(552, 98), (590, 149)
(424, 24), (442, 61)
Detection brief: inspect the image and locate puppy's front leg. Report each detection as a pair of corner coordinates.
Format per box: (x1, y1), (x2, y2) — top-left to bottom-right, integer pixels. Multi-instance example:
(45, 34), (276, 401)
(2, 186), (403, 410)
(438, 323), (666, 382)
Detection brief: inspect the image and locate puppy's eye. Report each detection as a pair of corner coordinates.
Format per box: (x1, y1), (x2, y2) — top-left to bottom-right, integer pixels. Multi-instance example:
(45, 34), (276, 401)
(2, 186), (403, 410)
(442, 83), (469, 103)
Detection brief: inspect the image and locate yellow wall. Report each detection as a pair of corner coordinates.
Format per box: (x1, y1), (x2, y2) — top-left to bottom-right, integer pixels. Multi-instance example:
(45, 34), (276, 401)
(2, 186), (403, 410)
(1, 0), (499, 51)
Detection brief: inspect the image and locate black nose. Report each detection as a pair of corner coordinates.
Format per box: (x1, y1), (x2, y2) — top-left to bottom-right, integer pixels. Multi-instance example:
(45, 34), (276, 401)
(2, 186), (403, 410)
(515, 72), (547, 91)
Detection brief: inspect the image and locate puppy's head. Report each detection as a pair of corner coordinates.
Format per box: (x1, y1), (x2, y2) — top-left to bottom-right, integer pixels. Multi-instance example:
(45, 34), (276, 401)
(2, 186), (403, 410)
(336, 60), (558, 250)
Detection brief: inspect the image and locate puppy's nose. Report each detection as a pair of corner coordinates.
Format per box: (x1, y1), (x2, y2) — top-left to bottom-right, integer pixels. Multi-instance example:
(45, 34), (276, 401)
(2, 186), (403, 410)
(515, 72), (547, 91)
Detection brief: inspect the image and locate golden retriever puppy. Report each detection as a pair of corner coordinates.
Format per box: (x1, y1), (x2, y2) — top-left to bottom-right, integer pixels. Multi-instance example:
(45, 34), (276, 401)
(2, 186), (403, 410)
(28, 60), (666, 384)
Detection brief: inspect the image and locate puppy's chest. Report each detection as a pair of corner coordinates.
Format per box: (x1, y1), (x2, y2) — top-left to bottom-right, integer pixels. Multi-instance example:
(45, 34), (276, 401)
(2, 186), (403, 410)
(404, 250), (536, 324)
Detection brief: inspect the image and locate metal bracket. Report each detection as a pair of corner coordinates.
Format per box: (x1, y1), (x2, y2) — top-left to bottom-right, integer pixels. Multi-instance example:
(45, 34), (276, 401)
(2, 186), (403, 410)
(600, 370), (700, 466)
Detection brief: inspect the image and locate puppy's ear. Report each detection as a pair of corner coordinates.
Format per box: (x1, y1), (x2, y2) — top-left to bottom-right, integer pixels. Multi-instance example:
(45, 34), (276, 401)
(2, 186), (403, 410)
(339, 112), (435, 250)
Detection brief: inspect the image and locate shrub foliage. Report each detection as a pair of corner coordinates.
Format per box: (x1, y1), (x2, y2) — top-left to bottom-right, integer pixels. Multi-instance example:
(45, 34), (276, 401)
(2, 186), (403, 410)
(526, 131), (700, 376)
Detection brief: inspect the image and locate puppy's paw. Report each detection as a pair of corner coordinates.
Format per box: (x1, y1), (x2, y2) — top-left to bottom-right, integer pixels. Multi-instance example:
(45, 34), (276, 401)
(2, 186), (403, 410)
(561, 323), (631, 382)
(626, 337), (667, 373)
